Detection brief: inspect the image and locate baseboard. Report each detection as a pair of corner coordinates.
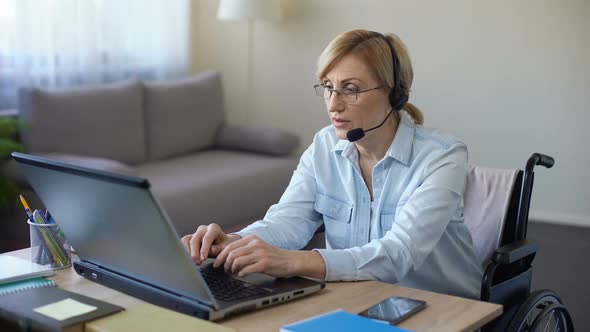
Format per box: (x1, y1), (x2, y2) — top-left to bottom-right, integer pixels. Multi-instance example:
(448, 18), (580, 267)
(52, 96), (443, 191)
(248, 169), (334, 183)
(529, 210), (590, 228)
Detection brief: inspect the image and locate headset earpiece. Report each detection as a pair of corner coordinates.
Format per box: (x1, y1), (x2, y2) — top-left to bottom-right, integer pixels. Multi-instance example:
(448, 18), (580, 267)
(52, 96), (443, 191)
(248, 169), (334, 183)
(372, 32), (409, 111)
(389, 87), (408, 111)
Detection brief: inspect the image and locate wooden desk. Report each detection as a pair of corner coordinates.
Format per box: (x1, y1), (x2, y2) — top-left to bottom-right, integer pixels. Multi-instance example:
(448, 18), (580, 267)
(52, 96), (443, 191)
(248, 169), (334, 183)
(7, 249), (502, 332)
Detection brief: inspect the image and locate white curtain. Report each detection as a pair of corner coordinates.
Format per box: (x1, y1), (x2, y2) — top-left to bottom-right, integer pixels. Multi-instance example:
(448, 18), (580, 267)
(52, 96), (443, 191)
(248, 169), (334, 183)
(0, 0), (190, 109)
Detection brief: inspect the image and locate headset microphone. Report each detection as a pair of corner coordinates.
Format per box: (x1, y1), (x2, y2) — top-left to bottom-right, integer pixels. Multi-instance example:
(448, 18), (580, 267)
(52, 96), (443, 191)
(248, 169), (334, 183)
(346, 32), (409, 142)
(346, 107), (395, 142)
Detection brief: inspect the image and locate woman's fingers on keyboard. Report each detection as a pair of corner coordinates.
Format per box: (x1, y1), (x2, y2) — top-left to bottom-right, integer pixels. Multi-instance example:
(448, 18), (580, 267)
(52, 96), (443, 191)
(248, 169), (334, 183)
(189, 226), (209, 264)
(214, 236), (248, 268)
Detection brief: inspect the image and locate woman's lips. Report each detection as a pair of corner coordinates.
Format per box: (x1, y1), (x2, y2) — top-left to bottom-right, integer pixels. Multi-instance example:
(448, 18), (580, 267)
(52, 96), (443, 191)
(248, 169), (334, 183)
(332, 118), (350, 128)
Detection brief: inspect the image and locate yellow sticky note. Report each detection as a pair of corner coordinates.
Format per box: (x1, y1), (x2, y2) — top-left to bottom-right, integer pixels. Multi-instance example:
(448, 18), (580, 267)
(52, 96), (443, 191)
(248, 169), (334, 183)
(34, 298), (97, 321)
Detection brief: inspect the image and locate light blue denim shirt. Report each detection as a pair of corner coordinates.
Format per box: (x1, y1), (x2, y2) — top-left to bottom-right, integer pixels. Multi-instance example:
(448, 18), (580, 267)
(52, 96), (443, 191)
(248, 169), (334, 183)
(237, 112), (483, 299)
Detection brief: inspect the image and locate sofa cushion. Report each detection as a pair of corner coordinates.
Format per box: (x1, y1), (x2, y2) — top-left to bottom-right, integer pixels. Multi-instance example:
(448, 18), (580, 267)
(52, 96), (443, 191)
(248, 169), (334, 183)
(143, 71), (225, 161)
(18, 80), (146, 165)
(215, 125), (300, 156)
(3, 153), (137, 188)
(135, 151), (298, 236)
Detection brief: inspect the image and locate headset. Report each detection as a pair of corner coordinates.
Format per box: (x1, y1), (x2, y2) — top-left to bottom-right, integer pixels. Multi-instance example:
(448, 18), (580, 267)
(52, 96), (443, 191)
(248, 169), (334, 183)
(372, 31), (408, 111)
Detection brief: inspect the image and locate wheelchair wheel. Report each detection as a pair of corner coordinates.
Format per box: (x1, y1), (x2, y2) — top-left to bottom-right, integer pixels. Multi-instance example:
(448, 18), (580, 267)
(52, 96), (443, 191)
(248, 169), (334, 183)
(508, 289), (574, 332)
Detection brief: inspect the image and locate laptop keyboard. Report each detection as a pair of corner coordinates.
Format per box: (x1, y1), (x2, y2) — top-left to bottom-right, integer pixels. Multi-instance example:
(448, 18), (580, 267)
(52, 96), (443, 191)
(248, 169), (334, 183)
(200, 265), (272, 302)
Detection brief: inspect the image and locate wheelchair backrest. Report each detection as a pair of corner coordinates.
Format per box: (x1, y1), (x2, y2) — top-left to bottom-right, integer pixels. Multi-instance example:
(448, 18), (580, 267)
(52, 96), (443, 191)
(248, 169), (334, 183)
(463, 165), (521, 264)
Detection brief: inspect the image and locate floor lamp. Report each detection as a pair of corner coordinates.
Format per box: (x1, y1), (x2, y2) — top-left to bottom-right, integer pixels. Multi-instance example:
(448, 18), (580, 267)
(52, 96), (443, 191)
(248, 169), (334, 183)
(217, 0), (282, 123)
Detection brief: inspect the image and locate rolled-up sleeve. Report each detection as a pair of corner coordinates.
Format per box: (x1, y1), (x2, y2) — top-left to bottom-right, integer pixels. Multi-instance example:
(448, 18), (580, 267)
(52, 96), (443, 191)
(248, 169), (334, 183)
(315, 142), (468, 282)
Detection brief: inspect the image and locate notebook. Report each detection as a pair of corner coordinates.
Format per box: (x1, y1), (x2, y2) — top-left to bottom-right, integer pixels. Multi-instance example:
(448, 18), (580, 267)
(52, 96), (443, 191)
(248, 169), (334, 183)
(0, 277), (55, 296)
(0, 286), (124, 332)
(280, 310), (410, 332)
(0, 254), (54, 284)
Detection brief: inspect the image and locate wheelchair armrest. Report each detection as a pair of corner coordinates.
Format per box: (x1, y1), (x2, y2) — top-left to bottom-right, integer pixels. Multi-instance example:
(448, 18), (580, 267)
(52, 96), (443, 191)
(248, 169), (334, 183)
(492, 239), (538, 265)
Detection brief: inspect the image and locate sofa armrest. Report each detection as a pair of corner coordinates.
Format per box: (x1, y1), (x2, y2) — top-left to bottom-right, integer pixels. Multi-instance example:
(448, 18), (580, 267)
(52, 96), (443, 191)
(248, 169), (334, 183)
(214, 125), (300, 156)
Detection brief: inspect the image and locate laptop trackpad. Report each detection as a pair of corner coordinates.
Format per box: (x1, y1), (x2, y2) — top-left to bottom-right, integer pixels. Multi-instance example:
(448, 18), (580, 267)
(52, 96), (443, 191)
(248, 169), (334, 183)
(235, 272), (277, 286)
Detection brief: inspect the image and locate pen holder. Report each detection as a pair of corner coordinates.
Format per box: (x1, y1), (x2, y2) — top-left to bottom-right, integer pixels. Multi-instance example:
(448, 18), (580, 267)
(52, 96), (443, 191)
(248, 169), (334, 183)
(28, 220), (72, 270)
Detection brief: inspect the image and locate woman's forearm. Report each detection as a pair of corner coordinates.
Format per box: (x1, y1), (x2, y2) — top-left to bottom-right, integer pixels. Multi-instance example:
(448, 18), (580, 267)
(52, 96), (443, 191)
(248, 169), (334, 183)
(291, 250), (326, 279)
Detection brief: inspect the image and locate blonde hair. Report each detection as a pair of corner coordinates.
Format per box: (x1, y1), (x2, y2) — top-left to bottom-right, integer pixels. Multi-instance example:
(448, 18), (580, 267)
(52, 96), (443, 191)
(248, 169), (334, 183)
(316, 29), (424, 125)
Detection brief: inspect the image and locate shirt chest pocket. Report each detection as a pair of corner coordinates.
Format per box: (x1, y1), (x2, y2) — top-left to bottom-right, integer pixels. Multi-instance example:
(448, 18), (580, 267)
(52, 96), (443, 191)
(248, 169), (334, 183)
(314, 193), (353, 249)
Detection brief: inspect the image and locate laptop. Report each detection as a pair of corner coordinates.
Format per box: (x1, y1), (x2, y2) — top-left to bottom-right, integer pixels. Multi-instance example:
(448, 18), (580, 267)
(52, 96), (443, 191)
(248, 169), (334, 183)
(12, 152), (325, 321)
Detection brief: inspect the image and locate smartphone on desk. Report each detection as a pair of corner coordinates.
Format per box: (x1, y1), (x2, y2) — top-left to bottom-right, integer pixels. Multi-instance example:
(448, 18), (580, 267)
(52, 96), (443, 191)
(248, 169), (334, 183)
(359, 296), (426, 325)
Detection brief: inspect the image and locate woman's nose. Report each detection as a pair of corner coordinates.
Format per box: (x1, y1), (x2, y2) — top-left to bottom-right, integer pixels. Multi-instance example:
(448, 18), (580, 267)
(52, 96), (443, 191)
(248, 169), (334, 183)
(326, 93), (345, 113)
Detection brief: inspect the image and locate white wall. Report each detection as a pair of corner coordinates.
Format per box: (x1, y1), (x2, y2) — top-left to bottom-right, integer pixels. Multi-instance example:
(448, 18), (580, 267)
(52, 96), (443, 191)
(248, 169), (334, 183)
(192, 0), (590, 227)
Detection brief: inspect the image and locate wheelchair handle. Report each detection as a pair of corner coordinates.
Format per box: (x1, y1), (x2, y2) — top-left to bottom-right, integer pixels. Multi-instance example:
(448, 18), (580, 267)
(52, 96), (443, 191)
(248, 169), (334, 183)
(530, 153), (554, 169)
(516, 153), (556, 241)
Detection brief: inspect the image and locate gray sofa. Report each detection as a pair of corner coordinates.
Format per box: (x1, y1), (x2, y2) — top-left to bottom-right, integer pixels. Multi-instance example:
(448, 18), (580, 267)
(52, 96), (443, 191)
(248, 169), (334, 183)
(4, 71), (300, 236)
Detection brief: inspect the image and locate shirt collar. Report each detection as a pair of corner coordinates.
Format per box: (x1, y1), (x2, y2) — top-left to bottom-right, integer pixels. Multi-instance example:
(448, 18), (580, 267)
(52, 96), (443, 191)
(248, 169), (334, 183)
(332, 111), (415, 166)
(332, 138), (357, 161)
(332, 139), (350, 153)
(385, 111), (415, 166)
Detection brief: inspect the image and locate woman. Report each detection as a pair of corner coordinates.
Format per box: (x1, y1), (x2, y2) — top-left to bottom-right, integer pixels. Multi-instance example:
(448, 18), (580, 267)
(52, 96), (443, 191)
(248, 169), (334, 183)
(182, 29), (483, 299)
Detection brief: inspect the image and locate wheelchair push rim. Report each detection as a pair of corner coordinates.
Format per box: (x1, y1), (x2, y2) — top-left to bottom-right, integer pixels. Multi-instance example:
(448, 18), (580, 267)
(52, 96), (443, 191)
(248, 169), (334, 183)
(508, 289), (574, 332)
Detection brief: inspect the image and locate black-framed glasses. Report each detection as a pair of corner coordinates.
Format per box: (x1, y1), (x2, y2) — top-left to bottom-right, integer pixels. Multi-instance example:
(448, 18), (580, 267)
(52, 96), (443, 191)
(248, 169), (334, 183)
(313, 84), (383, 104)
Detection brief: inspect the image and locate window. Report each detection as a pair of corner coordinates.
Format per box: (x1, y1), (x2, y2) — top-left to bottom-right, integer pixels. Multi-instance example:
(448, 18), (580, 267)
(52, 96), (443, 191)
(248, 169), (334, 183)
(0, 0), (190, 110)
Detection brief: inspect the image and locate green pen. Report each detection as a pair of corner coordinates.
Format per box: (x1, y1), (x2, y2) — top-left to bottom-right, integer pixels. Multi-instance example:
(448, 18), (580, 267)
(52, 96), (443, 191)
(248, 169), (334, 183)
(45, 210), (66, 242)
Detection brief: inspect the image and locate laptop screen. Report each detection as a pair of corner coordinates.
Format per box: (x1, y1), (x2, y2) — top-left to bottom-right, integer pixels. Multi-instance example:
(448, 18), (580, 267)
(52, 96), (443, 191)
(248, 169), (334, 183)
(13, 153), (214, 305)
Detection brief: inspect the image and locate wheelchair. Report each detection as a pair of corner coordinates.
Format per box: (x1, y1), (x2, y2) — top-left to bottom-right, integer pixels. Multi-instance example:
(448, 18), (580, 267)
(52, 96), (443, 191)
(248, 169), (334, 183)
(468, 153), (574, 331)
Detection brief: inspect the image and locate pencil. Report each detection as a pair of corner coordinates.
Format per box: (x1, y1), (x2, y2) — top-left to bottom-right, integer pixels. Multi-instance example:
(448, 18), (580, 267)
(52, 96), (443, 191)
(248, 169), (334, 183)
(20, 195), (43, 262)
(19, 195), (33, 219)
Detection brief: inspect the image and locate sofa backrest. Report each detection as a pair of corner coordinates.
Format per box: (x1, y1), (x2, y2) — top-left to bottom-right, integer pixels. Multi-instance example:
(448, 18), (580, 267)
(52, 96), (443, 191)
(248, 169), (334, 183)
(18, 80), (146, 165)
(18, 71), (227, 164)
(142, 71), (225, 161)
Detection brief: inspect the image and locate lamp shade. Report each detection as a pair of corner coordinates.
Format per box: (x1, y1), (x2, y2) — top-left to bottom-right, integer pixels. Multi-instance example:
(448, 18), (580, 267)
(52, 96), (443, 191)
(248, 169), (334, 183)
(217, 0), (282, 22)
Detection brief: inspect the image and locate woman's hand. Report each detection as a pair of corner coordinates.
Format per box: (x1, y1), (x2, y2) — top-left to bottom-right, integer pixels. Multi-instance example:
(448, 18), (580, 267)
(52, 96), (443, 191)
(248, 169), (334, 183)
(181, 223), (241, 265)
(213, 235), (326, 279)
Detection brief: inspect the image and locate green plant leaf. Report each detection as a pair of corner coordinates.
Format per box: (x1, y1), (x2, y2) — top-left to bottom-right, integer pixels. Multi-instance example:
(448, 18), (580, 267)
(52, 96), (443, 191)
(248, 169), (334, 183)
(0, 177), (18, 209)
(0, 137), (24, 160)
(0, 117), (22, 138)
(0, 118), (25, 209)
